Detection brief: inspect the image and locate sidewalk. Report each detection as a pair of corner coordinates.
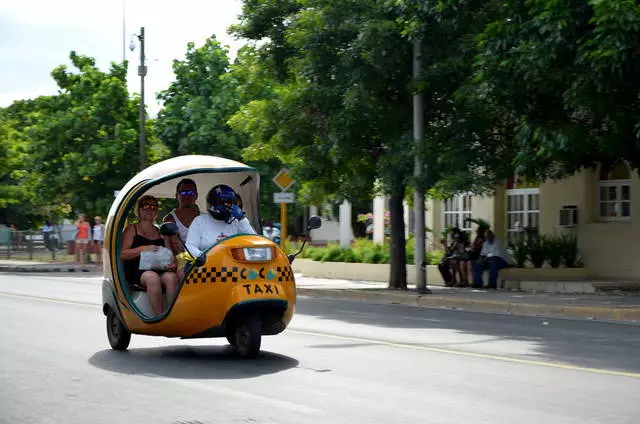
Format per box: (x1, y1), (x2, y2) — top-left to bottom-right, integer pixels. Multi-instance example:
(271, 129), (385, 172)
(295, 277), (640, 323)
(0, 259), (96, 273)
(1, 259), (639, 323)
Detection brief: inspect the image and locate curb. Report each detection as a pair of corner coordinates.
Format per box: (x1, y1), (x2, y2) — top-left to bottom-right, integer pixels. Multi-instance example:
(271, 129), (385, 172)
(0, 266), (93, 273)
(296, 288), (640, 323)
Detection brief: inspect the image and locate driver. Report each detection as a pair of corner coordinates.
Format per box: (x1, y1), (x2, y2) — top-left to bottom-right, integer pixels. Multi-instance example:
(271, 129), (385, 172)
(185, 184), (256, 259)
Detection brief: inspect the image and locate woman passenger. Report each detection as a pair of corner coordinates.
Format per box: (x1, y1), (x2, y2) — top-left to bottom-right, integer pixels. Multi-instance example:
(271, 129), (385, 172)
(121, 195), (178, 316)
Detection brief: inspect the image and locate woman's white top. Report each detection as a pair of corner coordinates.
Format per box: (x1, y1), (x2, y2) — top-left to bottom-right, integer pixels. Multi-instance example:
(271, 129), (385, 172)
(185, 213), (256, 257)
(169, 210), (190, 242)
(92, 224), (104, 241)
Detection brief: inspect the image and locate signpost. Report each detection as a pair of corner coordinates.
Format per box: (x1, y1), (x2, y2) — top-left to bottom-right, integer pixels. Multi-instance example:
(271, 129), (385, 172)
(272, 169), (295, 250)
(273, 192), (295, 203)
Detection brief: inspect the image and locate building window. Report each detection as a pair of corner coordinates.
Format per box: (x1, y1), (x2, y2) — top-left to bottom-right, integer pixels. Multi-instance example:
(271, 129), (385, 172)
(443, 194), (473, 231)
(598, 163), (631, 221)
(506, 188), (540, 241)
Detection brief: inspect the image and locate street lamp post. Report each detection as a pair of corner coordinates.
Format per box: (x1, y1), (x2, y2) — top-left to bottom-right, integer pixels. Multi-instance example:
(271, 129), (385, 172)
(130, 27), (147, 171)
(121, 0), (126, 62)
(413, 37), (430, 294)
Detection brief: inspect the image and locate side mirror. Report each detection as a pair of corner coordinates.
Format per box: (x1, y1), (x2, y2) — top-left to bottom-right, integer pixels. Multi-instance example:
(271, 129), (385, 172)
(194, 253), (206, 267)
(159, 222), (178, 237)
(307, 215), (322, 231)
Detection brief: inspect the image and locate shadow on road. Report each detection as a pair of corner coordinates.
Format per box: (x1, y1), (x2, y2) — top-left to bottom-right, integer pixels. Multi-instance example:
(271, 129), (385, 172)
(295, 297), (640, 374)
(88, 345), (299, 379)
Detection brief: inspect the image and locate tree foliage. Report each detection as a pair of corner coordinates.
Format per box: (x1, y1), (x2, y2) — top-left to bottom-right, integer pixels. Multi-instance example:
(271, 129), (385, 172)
(232, 0), (514, 288)
(474, 0), (640, 179)
(155, 37), (243, 159)
(1, 52), (146, 225)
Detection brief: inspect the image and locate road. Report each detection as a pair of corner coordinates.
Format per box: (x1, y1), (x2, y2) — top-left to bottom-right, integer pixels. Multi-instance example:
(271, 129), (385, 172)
(1, 273), (639, 424)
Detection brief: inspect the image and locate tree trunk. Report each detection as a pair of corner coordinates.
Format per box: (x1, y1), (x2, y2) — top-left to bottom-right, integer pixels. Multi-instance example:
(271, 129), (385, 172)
(388, 193), (407, 290)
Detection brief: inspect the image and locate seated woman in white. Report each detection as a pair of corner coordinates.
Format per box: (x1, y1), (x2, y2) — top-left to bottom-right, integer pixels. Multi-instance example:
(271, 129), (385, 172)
(186, 184), (255, 258)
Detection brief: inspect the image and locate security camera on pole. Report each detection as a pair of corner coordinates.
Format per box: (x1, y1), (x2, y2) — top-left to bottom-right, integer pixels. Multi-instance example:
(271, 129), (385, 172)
(272, 169), (295, 251)
(130, 27), (146, 171)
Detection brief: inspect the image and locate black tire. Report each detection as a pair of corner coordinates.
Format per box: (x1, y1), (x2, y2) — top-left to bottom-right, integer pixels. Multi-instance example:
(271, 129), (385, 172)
(225, 327), (236, 346)
(235, 315), (262, 358)
(106, 308), (131, 350)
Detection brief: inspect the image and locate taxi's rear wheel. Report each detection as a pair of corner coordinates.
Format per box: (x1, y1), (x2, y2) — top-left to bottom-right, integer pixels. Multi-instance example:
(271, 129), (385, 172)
(107, 308), (131, 350)
(235, 315), (261, 358)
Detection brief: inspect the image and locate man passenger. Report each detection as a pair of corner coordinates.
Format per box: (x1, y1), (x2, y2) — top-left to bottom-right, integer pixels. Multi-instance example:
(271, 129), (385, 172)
(163, 178), (200, 255)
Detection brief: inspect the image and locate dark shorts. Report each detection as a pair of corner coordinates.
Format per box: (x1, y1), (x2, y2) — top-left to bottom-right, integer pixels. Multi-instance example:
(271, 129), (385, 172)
(467, 251), (480, 261)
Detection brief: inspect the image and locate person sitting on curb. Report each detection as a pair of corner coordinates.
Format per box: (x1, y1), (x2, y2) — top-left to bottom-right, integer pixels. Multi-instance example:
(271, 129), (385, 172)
(438, 227), (462, 287)
(463, 226), (487, 286)
(471, 230), (511, 289)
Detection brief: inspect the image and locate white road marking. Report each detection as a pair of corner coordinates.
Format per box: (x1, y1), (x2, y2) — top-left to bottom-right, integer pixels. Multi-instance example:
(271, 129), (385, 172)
(398, 316), (442, 322)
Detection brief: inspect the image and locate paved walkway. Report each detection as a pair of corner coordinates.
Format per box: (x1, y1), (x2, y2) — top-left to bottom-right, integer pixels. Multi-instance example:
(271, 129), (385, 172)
(1, 260), (639, 323)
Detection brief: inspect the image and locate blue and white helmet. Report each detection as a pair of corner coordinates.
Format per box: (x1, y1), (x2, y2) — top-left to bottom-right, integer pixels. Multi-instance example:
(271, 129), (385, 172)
(206, 184), (236, 222)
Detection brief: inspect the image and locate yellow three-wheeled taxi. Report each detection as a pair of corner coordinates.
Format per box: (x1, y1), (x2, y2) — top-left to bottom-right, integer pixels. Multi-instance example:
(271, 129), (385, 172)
(101, 155), (320, 357)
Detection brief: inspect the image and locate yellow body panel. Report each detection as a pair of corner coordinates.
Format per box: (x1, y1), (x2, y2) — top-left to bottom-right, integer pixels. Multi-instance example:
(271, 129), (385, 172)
(114, 235), (295, 337)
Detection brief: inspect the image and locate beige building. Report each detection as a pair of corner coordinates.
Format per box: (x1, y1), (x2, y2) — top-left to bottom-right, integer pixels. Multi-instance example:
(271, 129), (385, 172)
(425, 163), (639, 280)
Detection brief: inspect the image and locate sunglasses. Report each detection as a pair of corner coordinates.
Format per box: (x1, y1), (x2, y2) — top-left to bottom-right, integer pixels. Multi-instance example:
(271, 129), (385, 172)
(178, 190), (197, 197)
(140, 204), (158, 211)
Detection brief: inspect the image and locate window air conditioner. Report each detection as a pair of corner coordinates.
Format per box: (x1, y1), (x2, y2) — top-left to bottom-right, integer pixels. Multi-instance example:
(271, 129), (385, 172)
(558, 206), (578, 227)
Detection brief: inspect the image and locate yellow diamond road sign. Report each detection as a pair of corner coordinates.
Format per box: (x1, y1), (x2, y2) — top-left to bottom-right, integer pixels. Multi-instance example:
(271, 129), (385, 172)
(273, 168), (295, 191)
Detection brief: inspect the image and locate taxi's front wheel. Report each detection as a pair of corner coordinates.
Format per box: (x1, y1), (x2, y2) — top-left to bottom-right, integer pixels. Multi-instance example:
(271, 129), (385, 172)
(235, 315), (261, 358)
(107, 308), (131, 350)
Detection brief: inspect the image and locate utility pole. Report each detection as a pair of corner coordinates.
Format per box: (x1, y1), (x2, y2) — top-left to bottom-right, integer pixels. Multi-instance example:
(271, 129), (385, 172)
(137, 27), (146, 171)
(413, 37), (430, 294)
(121, 0), (126, 62)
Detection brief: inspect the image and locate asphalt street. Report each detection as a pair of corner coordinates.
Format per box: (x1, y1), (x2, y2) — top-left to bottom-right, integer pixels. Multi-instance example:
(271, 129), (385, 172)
(1, 272), (639, 424)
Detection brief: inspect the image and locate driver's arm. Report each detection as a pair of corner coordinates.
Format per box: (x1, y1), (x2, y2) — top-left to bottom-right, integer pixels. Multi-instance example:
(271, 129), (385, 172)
(237, 218), (256, 235)
(185, 217), (203, 258)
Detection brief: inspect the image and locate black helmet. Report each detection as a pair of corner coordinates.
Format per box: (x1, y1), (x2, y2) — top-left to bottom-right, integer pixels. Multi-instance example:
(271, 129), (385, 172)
(206, 184), (236, 222)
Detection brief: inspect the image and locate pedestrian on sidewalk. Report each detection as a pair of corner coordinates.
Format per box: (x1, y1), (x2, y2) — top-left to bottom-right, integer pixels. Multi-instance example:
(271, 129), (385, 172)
(92, 216), (105, 266)
(472, 230), (511, 289)
(74, 214), (90, 265)
(10, 224), (23, 251)
(42, 221), (55, 252)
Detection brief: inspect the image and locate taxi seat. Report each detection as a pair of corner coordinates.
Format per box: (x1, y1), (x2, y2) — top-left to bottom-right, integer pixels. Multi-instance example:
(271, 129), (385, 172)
(129, 283), (146, 292)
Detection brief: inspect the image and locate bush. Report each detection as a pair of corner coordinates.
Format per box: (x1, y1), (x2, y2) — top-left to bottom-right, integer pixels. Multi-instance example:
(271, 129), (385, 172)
(559, 232), (581, 268)
(427, 249), (444, 265)
(321, 244), (358, 263)
(508, 235), (529, 268)
(293, 237), (444, 266)
(543, 234), (564, 268)
(406, 236), (415, 265)
(527, 235), (546, 268)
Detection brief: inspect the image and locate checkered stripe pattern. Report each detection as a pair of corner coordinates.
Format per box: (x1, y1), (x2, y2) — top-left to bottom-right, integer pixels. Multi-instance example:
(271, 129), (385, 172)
(277, 266), (293, 283)
(186, 266), (239, 284)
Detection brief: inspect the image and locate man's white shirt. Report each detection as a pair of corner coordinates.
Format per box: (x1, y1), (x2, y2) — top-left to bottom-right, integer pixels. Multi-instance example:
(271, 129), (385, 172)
(185, 213), (256, 257)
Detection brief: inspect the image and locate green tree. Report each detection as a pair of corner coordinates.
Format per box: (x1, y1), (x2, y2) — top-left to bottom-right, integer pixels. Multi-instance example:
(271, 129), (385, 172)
(0, 112), (36, 228)
(155, 36), (243, 159)
(4, 52), (143, 221)
(232, 0), (513, 288)
(474, 0), (640, 179)
(225, 46), (291, 222)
